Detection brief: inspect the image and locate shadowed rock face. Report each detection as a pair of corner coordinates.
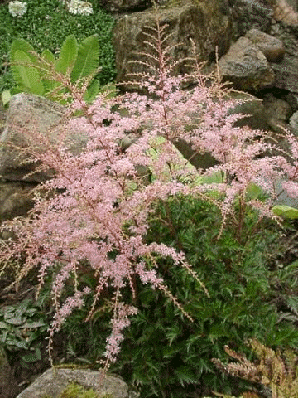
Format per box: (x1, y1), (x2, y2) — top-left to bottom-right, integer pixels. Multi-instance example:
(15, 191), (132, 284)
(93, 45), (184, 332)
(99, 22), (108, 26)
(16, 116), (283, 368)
(113, 0), (232, 86)
(98, 0), (151, 12)
(17, 368), (129, 398)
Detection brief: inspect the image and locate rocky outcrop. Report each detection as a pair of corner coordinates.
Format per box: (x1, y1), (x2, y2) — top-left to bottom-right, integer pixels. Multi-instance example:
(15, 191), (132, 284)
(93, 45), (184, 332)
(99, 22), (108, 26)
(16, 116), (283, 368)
(218, 36), (275, 91)
(0, 94), (88, 183)
(113, 0), (232, 85)
(17, 368), (131, 398)
(245, 28), (285, 62)
(98, 0), (151, 12)
(229, 0), (298, 93)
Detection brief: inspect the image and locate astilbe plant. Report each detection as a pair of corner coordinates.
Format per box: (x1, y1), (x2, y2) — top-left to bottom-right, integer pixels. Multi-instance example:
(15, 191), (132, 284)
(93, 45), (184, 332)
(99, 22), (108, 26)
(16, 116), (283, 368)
(0, 12), (297, 381)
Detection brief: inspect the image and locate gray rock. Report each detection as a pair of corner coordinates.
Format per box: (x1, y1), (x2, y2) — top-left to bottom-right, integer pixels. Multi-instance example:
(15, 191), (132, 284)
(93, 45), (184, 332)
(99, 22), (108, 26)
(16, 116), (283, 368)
(245, 28), (285, 62)
(289, 110), (298, 135)
(113, 0), (232, 86)
(0, 94), (88, 183)
(230, 0), (274, 38)
(17, 368), (129, 398)
(263, 93), (293, 124)
(272, 0), (298, 26)
(98, 0), (151, 12)
(218, 36), (275, 91)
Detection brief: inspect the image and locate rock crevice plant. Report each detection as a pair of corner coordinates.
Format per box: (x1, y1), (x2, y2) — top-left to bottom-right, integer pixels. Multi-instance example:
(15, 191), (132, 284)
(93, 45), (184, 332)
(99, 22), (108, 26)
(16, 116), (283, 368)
(0, 9), (297, 387)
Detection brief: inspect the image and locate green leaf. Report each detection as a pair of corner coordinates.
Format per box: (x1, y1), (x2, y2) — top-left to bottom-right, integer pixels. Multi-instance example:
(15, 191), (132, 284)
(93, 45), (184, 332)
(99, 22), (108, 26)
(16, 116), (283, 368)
(41, 49), (55, 65)
(10, 39), (44, 95)
(1, 89), (12, 106)
(71, 35), (99, 83)
(272, 205), (298, 219)
(22, 321), (46, 329)
(0, 322), (7, 329)
(55, 35), (78, 76)
(83, 79), (99, 104)
(174, 366), (198, 387)
(11, 50), (44, 95)
(4, 316), (25, 325)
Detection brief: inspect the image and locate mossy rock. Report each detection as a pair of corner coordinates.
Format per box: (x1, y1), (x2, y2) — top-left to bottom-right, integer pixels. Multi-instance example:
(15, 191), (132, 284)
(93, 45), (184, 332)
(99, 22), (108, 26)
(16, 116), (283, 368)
(17, 368), (129, 398)
(59, 382), (102, 398)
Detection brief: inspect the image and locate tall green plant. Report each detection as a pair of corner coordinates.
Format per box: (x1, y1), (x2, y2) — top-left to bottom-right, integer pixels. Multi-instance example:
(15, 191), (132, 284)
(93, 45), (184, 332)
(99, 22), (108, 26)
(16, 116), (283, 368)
(7, 34), (100, 104)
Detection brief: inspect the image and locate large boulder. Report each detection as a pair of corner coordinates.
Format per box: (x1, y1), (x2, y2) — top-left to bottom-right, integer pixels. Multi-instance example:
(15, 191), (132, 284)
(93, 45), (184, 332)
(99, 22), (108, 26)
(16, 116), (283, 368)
(218, 36), (275, 91)
(17, 368), (131, 398)
(230, 0), (298, 94)
(0, 94), (88, 183)
(245, 28), (285, 62)
(270, 20), (298, 92)
(113, 0), (232, 86)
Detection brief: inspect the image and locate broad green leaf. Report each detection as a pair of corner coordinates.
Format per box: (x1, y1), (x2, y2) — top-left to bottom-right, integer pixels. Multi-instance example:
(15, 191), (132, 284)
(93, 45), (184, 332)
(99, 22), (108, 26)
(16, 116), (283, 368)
(39, 49), (57, 87)
(71, 35), (99, 83)
(272, 205), (298, 219)
(12, 50), (44, 95)
(83, 79), (99, 104)
(246, 182), (267, 200)
(0, 321), (7, 328)
(10, 39), (44, 94)
(55, 35), (78, 76)
(41, 49), (55, 65)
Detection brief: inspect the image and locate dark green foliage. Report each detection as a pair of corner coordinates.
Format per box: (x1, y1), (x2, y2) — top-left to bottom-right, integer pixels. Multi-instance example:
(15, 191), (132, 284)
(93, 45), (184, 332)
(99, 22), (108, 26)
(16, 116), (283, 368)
(0, 298), (49, 367)
(58, 196), (297, 397)
(0, 0), (116, 93)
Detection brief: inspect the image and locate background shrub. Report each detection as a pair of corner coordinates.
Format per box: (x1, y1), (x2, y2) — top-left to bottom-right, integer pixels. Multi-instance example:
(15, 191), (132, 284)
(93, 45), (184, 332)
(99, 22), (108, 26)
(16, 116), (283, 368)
(0, 0), (116, 92)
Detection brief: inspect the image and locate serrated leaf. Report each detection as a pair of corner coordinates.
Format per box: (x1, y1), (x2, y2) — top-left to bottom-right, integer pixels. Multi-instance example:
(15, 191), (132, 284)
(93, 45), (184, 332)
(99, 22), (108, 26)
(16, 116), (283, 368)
(174, 366), (198, 387)
(21, 352), (39, 363)
(10, 39), (45, 95)
(272, 205), (298, 219)
(55, 35), (78, 76)
(71, 35), (99, 83)
(11, 50), (44, 95)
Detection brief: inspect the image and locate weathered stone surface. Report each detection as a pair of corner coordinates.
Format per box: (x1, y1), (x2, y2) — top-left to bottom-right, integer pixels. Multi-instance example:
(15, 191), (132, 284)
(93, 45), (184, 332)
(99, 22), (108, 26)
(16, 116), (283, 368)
(230, 0), (273, 38)
(0, 182), (35, 222)
(113, 0), (232, 85)
(263, 93), (293, 121)
(289, 110), (298, 135)
(17, 368), (129, 398)
(245, 28), (285, 62)
(269, 20), (298, 92)
(0, 94), (88, 183)
(273, 0), (298, 26)
(98, 0), (151, 12)
(218, 36), (275, 91)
